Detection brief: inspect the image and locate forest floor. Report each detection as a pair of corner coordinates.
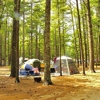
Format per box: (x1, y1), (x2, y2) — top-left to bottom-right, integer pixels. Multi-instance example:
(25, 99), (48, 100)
(0, 66), (100, 100)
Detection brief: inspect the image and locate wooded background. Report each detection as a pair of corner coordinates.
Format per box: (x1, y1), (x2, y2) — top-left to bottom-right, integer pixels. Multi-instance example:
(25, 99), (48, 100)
(0, 0), (100, 70)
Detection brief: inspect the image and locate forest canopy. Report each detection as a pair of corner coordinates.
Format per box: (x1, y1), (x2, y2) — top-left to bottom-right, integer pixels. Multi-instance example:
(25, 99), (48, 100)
(0, 0), (100, 68)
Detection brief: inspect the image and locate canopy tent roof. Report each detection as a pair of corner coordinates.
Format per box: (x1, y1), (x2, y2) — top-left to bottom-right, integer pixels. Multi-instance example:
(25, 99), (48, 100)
(57, 56), (72, 60)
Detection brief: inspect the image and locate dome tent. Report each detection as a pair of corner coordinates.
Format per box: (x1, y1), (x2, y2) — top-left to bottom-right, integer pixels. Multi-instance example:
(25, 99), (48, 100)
(53, 56), (79, 75)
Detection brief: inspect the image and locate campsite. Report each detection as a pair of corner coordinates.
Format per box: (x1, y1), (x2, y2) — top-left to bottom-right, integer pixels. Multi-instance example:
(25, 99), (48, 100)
(0, 66), (100, 100)
(19, 56), (79, 76)
(0, 0), (100, 99)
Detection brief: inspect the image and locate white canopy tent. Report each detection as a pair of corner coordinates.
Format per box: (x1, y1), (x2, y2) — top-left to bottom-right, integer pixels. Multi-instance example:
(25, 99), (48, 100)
(53, 56), (79, 75)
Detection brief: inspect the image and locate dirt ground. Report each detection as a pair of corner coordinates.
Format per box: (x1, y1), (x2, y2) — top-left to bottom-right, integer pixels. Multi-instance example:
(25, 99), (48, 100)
(0, 66), (100, 100)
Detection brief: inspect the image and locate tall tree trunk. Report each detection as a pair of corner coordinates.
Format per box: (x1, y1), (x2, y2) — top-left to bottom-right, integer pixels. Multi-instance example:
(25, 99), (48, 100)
(44, 0), (52, 85)
(82, 16), (88, 67)
(62, 27), (65, 55)
(15, 0), (20, 83)
(54, 29), (59, 57)
(81, 0), (88, 68)
(4, 15), (8, 66)
(8, 31), (10, 66)
(57, 0), (62, 76)
(0, 0), (3, 66)
(38, 28), (41, 59)
(22, 0), (25, 62)
(76, 0), (85, 75)
(0, 34), (2, 66)
(35, 25), (39, 59)
(62, 14), (66, 56)
(11, 0), (20, 83)
(97, 0), (100, 61)
(30, 2), (33, 59)
(99, 36), (100, 60)
(87, 0), (95, 72)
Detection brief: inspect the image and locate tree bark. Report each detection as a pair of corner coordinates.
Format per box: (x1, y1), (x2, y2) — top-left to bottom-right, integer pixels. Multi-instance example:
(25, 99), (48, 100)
(11, 0), (20, 83)
(87, 0), (95, 72)
(0, 0), (3, 66)
(22, 0), (25, 63)
(76, 0), (85, 75)
(44, 0), (52, 85)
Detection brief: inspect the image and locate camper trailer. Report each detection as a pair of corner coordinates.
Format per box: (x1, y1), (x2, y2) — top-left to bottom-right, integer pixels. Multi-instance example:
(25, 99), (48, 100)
(53, 56), (79, 75)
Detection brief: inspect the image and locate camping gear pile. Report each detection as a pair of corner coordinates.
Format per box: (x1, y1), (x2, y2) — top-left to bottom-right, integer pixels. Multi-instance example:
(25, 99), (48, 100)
(19, 64), (34, 76)
(19, 59), (41, 76)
